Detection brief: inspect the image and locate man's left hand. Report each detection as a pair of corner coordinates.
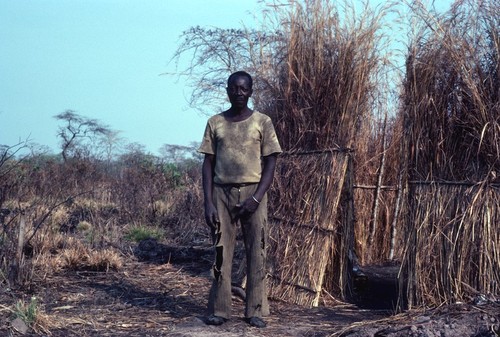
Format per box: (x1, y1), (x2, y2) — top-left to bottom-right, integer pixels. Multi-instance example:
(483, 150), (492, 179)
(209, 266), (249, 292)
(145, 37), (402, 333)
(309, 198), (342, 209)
(235, 196), (260, 217)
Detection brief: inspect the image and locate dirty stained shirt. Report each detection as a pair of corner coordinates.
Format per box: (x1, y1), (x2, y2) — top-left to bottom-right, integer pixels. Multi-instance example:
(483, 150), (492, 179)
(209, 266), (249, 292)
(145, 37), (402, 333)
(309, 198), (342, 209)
(198, 111), (282, 185)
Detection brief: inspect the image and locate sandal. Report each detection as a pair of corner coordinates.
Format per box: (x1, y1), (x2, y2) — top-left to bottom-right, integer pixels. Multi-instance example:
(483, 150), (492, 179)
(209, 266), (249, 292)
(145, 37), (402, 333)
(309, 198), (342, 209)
(206, 315), (227, 326)
(246, 316), (266, 328)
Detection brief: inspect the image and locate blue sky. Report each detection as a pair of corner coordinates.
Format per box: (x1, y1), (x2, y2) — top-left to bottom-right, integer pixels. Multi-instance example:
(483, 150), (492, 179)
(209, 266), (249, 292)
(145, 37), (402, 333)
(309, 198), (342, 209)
(1, 0), (454, 156)
(1, 0), (261, 155)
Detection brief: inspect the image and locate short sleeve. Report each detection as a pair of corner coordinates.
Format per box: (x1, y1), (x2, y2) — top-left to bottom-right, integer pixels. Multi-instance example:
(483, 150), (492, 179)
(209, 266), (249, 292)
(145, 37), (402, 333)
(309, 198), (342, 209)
(261, 116), (282, 156)
(198, 121), (215, 155)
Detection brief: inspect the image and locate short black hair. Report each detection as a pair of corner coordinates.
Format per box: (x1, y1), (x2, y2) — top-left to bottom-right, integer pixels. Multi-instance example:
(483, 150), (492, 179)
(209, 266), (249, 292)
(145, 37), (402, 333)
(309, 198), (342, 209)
(227, 71), (253, 88)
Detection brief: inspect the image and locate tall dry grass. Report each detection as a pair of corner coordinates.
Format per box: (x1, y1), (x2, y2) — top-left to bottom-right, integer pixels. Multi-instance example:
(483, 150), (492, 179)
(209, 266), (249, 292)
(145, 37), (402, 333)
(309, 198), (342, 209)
(402, 1), (499, 181)
(354, 114), (404, 264)
(256, 0), (406, 268)
(262, 0), (391, 152)
(400, 0), (499, 309)
(258, 0), (397, 305)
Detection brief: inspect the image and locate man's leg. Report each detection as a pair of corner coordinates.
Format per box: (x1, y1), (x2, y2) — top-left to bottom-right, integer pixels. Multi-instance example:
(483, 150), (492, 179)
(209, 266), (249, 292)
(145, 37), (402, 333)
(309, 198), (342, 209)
(241, 187), (269, 322)
(207, 186), (238, 320)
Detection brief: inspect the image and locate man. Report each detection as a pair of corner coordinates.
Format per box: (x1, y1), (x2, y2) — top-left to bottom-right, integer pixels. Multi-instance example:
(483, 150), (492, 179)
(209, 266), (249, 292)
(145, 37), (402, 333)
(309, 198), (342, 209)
(198, 71), (282, 328)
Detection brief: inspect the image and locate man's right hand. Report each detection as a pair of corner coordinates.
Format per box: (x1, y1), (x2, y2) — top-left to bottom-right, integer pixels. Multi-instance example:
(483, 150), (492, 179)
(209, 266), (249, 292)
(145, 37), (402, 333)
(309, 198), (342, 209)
(204, 203), (219, 229)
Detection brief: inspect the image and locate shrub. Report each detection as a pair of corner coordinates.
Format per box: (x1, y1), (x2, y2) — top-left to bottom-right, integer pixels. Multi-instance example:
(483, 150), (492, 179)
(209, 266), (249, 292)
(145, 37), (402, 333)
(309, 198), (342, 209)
(124, 225), (163, 242)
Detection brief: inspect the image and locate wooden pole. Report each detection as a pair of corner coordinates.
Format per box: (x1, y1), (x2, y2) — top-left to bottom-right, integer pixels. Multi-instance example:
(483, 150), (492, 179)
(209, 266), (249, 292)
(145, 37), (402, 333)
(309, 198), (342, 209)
(367, 112), (388, 260)
(9, 213), (26, 286)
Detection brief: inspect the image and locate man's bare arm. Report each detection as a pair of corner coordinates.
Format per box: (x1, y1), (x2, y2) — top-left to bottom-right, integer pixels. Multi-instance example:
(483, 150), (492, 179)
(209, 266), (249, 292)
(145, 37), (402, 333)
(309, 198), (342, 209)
(253, 154), (278, 202)
(202, 154), (219, 228)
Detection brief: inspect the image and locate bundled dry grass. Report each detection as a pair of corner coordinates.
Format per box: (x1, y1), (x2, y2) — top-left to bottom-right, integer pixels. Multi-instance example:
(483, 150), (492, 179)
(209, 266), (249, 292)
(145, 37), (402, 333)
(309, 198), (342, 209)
(268, 150), (352, 306)
(402, 183), (499, 307)
(400, 1), (500, 309)
(402, 1), (499, 181)
(260, 0), (394, 305)
(264, 0), (389, 152)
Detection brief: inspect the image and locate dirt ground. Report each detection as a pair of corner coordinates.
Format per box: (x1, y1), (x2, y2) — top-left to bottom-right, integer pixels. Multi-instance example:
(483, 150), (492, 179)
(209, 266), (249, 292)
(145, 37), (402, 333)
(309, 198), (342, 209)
(1, 241), (498, 337)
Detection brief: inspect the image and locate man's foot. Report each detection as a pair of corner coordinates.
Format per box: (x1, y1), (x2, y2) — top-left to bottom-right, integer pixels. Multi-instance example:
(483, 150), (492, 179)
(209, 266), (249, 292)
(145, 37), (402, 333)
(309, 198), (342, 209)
(206, 315), (227, 326)
(246, 316), (267, 328)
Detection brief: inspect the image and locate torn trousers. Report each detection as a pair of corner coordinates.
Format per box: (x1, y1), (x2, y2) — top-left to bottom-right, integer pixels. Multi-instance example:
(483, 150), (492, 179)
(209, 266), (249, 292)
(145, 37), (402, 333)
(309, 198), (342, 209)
(208, 183), (270, 319)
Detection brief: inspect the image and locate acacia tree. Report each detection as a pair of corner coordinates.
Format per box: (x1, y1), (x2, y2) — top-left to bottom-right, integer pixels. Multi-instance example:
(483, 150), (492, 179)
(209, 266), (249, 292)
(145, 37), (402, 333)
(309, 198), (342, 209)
(169, 25), (282, 115)
(54, 110), (113, 162)
(159, 143), (202, 163)
(97, 130), (125, 167)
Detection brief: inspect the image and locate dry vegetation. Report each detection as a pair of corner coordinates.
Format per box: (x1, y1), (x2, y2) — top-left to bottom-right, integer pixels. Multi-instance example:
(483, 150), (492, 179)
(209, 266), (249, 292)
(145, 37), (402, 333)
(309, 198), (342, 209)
(268, 150), (352, 306)
(399, 0), (499, 309)
(1, 0), (499, 335)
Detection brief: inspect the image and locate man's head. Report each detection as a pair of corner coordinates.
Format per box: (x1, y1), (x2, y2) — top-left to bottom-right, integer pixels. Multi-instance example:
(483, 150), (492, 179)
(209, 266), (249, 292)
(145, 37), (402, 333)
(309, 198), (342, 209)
(227, 71), (253, 109)
(227, 71), (253, 88)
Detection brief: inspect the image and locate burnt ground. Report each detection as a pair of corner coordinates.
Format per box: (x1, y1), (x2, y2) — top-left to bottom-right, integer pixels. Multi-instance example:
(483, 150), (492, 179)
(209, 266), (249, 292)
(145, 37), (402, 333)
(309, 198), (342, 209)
(1, 240), (499, 337)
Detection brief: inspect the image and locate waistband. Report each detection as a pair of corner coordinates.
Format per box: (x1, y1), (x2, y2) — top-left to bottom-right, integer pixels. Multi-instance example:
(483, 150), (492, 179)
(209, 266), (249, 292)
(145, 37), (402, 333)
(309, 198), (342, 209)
(214, 182), (258, 188)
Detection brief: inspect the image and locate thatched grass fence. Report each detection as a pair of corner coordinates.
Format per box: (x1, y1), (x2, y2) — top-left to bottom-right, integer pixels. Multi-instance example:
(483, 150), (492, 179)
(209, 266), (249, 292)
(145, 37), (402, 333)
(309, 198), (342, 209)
(268, 149), (354, 306)
(399, 1), (499, 309)
(261, 0), (393, 306)
(401, 182), (499, 308)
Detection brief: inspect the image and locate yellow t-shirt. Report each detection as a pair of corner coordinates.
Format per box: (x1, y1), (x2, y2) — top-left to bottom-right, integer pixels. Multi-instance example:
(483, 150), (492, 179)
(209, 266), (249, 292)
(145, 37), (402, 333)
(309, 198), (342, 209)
(198, 111), (282, 184)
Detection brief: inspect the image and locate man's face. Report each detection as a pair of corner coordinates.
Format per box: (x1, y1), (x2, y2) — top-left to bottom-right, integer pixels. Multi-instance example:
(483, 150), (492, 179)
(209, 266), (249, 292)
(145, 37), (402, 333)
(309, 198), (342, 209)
(227, 76), (253, 109)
